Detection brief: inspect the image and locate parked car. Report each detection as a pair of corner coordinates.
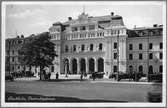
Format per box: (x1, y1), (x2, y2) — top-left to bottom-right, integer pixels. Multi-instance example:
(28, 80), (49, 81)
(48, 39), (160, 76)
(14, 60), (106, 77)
(90, 72), (105, 79)
(109, 72), (145, 81)
(148, 73), (162, 82)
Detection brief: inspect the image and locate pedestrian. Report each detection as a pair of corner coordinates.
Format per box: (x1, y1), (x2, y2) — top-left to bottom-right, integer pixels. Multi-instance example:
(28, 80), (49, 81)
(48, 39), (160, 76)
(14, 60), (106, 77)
(80, 74), (83, 81)
(48, 72), (51, 80)
(56, 72), (59, 79)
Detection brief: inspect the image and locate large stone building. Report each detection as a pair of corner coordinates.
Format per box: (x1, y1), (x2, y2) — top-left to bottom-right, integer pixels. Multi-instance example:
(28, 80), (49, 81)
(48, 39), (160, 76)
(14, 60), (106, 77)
(48, 12), (163, 77)
(5, 12), (163, 78)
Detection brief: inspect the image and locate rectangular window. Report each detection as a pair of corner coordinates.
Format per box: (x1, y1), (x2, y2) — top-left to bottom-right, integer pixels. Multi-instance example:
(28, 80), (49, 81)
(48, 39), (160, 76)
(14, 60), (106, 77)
(72, 27), (78, 32)
(81, 45), (85, 52)
(129, 44), (133, 50)
(80, 26), (86, 31)
(139, 53), (143, 60)
(89, 25), (95, 30)
(12, 50), (14, 55)
(129, 54), (133, 60)
(160, 42), (163, 49)
(73, 45), (76, 52)
(160, 53), (162, 59)
(139, 43), (142, 50)
(149, 53), (153, 59)
(12, 57), (14, 62)
(113, 65), (117, 73)
(90, 44), (93, 51)
(114, 53), (117, 59)
(149, 43), (153, 49)
(114, 42), (117, 49)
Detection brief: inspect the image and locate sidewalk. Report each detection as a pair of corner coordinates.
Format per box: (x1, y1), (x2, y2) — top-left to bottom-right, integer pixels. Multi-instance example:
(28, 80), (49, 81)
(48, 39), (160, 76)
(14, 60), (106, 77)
(13, 74), (161, 85)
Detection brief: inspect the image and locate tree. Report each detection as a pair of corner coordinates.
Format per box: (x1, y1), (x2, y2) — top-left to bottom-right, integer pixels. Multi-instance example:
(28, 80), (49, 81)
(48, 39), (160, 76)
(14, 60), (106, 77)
(18, 32), (57, 80)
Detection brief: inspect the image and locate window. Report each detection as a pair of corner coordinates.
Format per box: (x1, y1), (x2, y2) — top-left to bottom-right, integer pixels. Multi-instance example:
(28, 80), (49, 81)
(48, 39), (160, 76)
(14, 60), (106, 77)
(72, 27), (78, 32)
(149, 43), (153, 49)
(139, 43), (142, 50)
(149, 53), (153, 59)
(99, 43), (103, 51)
(89, 25), (95, 30)
(51, 66), (54, 72)
(90, 44), (93, 51)
(81, 44), (85, 52)
(18, 66), (20, 69)
(80, 26), (86, 31)
(65, 45), (68, 52)
(113, 65), (117, 73)
(139, 53), (143, 60)
(159, 65), (162, 73)
(129, 54), (133, 60)
(114, 53), (117, 59)
(139, 65), (143, 73)
(12, 50), (14, 55)
(129, 44), (133, 50)
(114, 42), (117, 49)
(73, 45), (76, 52)
(12, 57), (14, 62)
(160, 53), (163, 59)
(160, 42), (163, 49)
(149, 65), (153, 74)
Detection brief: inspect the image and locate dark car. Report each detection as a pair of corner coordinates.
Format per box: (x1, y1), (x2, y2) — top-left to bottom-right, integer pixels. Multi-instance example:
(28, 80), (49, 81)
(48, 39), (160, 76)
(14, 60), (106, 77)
(5, 75), (14, 81)
(90, 72), (105, 79)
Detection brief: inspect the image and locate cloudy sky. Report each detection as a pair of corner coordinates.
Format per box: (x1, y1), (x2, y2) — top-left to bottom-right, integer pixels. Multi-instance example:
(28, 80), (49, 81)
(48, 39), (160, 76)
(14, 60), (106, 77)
(4, 1), (164, 38)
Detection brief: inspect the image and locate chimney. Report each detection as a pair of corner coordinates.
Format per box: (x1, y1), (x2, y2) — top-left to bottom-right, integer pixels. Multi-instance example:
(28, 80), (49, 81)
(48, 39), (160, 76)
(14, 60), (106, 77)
(153, 24), (158, 27)
(68, 17), (72, 21)
(111, 12), (114, 16)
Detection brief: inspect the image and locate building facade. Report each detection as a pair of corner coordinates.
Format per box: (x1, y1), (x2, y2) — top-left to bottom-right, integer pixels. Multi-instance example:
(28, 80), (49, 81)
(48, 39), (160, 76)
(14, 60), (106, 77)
(6, 12), (163, 78)
(48, 12), (163, 77)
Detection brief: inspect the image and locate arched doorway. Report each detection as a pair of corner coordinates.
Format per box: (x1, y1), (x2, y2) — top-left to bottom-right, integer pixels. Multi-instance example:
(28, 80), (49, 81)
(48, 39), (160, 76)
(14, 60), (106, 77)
(89, 58), (94, 73)
(129, 65), (133, 74)
(149, 65), (153, 74)
(72, 58), (77, 74)
(64, 58), (69, 74)
(98, 58), (104, 72)
(80, 58), (86, 73)
(138, 65), (143, 73)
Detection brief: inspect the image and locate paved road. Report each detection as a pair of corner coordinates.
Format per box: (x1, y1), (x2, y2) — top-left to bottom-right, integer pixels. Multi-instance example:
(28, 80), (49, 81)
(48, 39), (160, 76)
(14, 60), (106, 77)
(5, 79), (162, 102)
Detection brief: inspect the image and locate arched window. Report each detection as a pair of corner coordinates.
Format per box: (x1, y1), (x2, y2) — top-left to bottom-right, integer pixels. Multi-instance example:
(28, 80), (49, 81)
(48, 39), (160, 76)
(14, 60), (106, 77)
(51, 66), (54, 72)
(99, 43), (103, 51)
(138, 65), (143, 73)
(113, 65), (117, 73)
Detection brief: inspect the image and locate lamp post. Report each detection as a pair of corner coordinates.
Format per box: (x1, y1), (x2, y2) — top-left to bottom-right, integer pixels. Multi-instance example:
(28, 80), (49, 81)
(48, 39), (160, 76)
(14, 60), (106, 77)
(117, 30), (120, 81)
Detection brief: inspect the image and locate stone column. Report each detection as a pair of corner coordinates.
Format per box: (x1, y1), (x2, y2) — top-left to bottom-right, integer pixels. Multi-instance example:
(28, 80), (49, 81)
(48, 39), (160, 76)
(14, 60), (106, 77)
(95, 58), (98, 72)
(69, 59), (72, 74)
(77, 59), (80, 74)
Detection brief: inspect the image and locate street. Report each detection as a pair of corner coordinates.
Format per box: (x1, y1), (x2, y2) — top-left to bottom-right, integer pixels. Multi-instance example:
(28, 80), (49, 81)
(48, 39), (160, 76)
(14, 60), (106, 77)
(5, 79), (162, 102)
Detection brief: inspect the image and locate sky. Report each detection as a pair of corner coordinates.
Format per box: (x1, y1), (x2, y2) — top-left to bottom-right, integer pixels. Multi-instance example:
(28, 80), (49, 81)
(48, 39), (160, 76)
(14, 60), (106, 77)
(4, 1), (164, 38)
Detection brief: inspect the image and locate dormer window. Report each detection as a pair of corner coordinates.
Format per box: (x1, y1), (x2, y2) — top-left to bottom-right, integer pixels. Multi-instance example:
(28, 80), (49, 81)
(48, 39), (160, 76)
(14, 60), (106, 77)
(80, 26), (86, 31)
(72, 27), (78, 32)
(89, 25), (95, 30)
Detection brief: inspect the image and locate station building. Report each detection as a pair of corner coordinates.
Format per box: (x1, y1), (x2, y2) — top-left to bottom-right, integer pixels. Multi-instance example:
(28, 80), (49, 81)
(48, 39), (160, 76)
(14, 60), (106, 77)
(5, 12), (163, 77)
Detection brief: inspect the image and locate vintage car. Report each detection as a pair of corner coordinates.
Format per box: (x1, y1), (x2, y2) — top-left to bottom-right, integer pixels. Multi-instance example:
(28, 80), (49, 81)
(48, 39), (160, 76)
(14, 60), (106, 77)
(89, 72), (105, 79)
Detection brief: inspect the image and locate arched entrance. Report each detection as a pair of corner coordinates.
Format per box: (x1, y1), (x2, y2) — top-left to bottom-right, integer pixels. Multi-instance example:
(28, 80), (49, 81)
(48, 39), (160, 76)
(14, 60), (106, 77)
(129, 65), (133, 74)
(138, 65), (143, 73)
(89, 58), (94, 73)
(80, 58), (86, 73)
(72, 58), (77, 74)
(149, 65), (153, 74)
(98, 58), (104, 72)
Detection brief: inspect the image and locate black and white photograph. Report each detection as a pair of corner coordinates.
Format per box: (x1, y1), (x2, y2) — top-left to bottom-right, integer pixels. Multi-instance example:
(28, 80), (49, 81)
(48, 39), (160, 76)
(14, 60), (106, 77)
(1, 1), (166, 107)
